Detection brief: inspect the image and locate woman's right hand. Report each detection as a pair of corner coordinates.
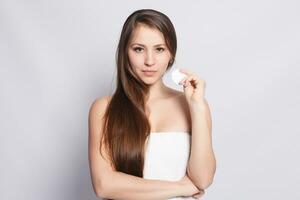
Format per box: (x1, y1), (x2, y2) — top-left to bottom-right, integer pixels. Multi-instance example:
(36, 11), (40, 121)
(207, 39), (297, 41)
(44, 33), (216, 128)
(179, 175), (205, 199)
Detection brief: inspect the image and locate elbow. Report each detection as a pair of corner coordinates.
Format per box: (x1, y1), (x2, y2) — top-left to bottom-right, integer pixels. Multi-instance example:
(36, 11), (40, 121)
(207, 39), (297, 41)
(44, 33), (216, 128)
(94, 170), (117, 199)
(95, 190), (105, 199)
(188, 169), (215, 190)
(95, 186), (106, 199)
(94, 184), (105, 198)
(188, 163), (216, 190)
(93, 177), (109, 199)
(195, 172), (216, 190)
(195, 178), (214, 190)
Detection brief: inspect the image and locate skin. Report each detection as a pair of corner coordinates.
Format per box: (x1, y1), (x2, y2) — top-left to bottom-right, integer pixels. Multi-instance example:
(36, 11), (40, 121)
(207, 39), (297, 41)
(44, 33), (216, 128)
(88, 23), (211, 199)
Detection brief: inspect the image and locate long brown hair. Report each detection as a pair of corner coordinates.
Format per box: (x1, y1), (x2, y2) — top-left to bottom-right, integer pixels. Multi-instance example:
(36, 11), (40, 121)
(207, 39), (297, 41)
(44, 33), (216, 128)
(100, 9), (177, 177)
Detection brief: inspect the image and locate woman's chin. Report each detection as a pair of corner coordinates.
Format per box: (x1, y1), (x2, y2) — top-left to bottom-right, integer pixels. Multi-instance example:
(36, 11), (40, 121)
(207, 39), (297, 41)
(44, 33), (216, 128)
(141, 78), (158, 85)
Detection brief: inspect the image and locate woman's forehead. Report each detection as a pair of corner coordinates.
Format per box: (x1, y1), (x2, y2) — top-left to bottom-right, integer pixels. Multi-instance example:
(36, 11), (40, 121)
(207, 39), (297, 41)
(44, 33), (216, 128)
(130, 24), (165, 46)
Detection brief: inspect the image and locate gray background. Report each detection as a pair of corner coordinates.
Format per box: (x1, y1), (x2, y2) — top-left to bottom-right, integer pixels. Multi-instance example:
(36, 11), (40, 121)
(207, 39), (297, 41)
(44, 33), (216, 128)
(1, 0), (299, 199)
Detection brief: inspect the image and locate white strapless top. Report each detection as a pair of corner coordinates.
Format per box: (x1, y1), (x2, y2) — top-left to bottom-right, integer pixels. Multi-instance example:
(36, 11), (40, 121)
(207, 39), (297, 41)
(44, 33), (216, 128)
(143, 131), (195, 200)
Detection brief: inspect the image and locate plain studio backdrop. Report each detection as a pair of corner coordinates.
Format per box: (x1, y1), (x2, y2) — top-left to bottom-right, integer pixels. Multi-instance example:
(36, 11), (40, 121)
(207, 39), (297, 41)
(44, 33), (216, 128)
(1, 0), (299, 199)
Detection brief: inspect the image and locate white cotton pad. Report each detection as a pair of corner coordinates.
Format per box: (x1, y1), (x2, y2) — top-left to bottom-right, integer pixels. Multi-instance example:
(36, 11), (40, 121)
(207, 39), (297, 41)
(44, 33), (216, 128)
(171, 68), (187, 85)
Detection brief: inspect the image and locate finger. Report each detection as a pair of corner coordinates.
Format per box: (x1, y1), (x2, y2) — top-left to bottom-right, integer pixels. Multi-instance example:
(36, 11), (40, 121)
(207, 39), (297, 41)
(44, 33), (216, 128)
(179, 74), (198, 85)
(181, 76), (200, 88)
(193, 190), (204, 196)
(187, 76), (199, 86)
(193, 194), (203, 199)
(186, 74), (200, 82)
(193, 192), (204, 199)
(183, 80), (191, 89)
(183, 75), (198, 85)
(179, 78), (186, 85)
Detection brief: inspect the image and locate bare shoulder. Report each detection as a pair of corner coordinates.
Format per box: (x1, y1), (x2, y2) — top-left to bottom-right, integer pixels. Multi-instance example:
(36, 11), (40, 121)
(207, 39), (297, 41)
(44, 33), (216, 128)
(88, 95), (112, 140)
(89, 96), (112, 117)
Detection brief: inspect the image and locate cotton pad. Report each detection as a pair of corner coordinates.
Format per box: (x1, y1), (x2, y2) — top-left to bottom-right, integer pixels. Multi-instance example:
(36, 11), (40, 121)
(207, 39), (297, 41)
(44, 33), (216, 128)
(171, 68), (187, 85)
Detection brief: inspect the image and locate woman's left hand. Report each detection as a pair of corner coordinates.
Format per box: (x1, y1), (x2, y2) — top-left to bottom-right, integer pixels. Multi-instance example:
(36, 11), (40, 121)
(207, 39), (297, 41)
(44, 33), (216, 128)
(179, 68), (206, 106)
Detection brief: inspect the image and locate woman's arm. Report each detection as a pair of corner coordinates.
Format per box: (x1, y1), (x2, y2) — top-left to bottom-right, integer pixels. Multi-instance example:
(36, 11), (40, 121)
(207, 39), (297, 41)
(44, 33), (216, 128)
(88, 97), (200, 199)
(99, 171), (185, 200)
(187, 99), (216, 189)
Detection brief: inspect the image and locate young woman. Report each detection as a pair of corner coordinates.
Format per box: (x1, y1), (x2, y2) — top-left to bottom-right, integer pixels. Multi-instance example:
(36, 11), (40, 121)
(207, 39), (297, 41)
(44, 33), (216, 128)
(88, 9), (216, 199)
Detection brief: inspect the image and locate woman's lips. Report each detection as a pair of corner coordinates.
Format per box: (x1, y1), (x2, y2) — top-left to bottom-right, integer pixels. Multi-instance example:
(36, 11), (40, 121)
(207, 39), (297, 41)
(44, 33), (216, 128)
(142, 70), (157, 76)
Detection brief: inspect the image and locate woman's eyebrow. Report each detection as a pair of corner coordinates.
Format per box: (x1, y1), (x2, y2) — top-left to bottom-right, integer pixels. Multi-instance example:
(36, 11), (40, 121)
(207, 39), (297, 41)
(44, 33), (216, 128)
(131, 43), (165, 47)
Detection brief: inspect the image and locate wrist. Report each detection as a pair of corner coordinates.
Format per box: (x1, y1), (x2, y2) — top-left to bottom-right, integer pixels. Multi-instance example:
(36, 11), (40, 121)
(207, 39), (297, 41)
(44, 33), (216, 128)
(189, 101), (207, 114)
(176, 178), (188, 196)
(172, 180), (184, 197)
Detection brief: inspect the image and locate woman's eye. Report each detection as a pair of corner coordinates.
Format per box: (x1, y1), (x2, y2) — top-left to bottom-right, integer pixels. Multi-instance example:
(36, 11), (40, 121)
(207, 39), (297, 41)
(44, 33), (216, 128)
(133, 47), (143, 52)
(133, 47), (165, 53)
(156, 47), (165, 52)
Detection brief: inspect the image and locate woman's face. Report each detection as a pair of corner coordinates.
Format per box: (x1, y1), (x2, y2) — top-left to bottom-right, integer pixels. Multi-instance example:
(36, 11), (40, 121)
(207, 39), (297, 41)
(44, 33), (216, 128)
(128, 24), (172, 85)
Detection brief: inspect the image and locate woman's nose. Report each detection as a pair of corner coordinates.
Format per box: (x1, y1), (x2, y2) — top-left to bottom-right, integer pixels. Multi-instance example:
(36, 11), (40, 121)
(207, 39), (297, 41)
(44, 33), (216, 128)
(145, 52), (155, 66)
